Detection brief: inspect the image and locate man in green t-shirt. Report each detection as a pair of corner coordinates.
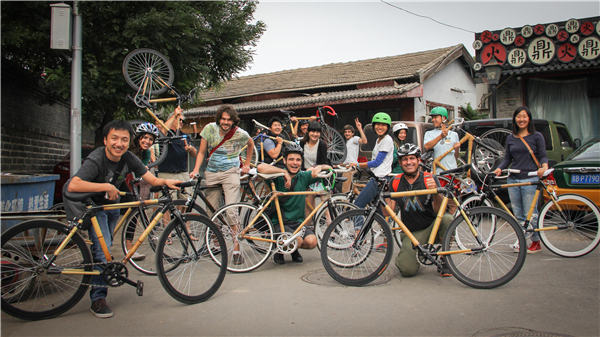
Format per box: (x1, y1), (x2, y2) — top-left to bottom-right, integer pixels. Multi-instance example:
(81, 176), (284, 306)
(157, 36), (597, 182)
(257, 143), (332, 264)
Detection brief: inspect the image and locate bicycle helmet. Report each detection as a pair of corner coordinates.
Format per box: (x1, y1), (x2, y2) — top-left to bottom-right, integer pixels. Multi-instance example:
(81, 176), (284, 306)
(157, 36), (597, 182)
(307, 121), (322, 133)
(430, 106), (448, 119)
(282, 142), (303, 158)
(136, 122), (160, 138)
(397, 143), (421, 159)
(371, 112), (391, 126)
(392, 122), (408, 133)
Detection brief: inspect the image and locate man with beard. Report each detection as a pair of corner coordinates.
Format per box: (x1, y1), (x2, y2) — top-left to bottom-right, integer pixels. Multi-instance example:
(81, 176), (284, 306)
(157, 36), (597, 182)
(190, 104), (254, 265)
(388, 143), (453, 278)
(257, 143), (332, 264)
(65, 120), (181, 318)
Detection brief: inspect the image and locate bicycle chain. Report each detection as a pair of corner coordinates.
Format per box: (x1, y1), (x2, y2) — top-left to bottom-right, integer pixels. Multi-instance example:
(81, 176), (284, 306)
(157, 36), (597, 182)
(48, 261), (128, 289)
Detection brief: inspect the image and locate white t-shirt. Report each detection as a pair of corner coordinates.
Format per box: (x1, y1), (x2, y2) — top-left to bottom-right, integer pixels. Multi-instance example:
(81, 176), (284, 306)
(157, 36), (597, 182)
(344, 136), (360, 164)
(371, 135), (394, 177)
(303, 140), (319, 168)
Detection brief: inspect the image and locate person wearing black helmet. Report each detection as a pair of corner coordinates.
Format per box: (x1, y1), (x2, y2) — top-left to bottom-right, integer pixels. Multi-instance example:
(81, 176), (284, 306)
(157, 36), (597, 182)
(257, 143), (332, 264)
(388, 143), (453, 278)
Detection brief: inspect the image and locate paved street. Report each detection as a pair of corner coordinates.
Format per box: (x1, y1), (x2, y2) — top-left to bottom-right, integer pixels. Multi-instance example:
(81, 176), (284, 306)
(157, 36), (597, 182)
(2, 245), (599, 337)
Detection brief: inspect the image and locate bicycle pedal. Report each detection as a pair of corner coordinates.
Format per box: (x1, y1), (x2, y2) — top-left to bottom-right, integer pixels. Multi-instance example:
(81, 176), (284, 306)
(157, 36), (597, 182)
(136, 281), (144, 296)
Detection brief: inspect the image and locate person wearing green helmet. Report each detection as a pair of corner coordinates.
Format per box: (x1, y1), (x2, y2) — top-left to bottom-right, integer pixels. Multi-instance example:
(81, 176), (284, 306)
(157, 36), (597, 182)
(424, 106), (460, 170)
(349, 112), (395, 212)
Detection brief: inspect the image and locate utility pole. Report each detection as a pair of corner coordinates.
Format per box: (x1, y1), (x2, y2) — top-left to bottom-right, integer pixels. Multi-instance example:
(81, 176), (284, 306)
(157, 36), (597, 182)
(70, 1), (82, 175)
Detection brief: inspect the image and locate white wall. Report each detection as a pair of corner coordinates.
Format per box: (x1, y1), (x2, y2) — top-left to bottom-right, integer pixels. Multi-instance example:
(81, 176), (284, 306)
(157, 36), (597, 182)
(414, 59), (476, 121)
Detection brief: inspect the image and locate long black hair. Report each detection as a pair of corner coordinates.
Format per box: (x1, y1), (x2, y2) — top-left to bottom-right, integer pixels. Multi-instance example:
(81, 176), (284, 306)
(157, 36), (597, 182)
(511, 106), (536, 135)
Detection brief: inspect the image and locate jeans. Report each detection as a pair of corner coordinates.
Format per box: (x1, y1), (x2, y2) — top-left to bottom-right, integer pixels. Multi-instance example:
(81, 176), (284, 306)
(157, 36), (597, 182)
(353, 177), (388, 229)
(507, 176), (540, 242)
(89, 209), (120, 302)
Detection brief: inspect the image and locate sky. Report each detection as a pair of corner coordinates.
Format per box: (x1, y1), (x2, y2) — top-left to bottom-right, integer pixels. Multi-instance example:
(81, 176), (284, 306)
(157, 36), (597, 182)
(237, 0), (600, 76)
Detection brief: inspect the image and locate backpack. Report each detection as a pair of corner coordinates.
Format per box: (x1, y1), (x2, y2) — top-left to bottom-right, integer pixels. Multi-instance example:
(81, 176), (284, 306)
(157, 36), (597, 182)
(390, 171), (435, 192)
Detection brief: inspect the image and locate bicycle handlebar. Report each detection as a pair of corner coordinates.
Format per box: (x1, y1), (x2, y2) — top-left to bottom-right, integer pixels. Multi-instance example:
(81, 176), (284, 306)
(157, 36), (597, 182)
(317, 106), (336, 117)
(316, 169), (334, 178)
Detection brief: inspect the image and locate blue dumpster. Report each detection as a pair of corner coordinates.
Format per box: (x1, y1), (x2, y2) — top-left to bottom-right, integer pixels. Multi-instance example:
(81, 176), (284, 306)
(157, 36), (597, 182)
(1, 174), (60, 229)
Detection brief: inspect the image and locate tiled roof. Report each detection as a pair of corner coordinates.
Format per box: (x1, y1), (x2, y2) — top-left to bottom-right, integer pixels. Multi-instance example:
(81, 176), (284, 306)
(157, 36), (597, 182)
(187, 83), (421, 117)
(197, 44), (470, 102)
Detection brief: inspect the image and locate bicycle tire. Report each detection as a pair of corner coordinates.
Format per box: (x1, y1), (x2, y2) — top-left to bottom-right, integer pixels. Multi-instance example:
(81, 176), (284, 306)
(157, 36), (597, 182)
(121, 199), (206, 275)
(147, 136), (172, 169)
(538, 194), (600, 258)
(320, 209), (393, 286)
(123, 48), (174, 95)
(209, 203), (274, 273)
(314, 200), (359, 250)
(1, 220), (92, 320)
(480, 128), (511, 147)
(155, 213), (227, 304)
(455, 194), (496, 249)
(472, 138), (504, 174)
(443, 207), (526, 289)
(239, 144), (258, 168)
(321, 123), (346, 165)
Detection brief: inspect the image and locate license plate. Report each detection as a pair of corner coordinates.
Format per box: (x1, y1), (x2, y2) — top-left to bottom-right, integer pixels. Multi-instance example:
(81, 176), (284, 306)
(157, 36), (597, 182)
(570, 173), (600, 185)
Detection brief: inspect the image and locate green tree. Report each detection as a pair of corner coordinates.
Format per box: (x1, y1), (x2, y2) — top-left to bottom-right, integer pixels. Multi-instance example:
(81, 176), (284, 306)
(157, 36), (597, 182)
(459, 103), (486, 120)
(1, 1), (265, 144)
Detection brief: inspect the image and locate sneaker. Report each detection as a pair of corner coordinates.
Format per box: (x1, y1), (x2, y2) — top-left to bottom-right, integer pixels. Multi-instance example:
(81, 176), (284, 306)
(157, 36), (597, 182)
(511, 241), (520, 253)
(291, 250), (303, 263)
(90, 298), (113, 318)
(527, 241), (541, 254)
(131, 252), (145, 261)
(232, 251), (244, 265)
(273, 253), (285, 265)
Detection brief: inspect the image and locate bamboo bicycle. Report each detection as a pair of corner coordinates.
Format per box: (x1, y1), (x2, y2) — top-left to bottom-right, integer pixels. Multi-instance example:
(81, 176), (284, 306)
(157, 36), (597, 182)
(320, 164), (527, 289)
(205, 169), (356, 272)
(428, 117), (504, 176)
(460, 169), (600, 257)
(122, 48), (198, 168)
(0, 183), (227, 320)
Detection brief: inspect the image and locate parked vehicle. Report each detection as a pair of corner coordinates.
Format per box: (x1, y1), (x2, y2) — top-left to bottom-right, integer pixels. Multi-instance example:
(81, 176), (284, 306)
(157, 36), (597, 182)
(460, 118), (579, 167)
(545, 137), (600, 207)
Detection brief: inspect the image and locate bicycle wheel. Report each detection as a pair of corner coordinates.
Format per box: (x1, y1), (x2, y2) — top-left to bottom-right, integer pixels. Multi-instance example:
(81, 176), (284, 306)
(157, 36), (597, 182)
(538, 194), (600, 257)
(314, 200), (358, 250)
(210, 203), (274, 272)
(454, 194), (496, 249)
(443, 207), (526, 289)
(320, 209), (393, 286)
(321, 123), (346, 165)
(121, 200), (206, 275)
(147, 136), (171, 169)
(239, 144), (258, 168)
(472, 138), (504, 174)
(1, 220), (92, 320)
(155, 213), (227, 304)
(122, 48), (174, 95)
(481, 128), (511, 147)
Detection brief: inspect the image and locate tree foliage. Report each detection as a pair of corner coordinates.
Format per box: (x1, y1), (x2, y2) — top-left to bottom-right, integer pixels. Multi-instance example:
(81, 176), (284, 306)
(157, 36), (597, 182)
(1, 1), (265, 143)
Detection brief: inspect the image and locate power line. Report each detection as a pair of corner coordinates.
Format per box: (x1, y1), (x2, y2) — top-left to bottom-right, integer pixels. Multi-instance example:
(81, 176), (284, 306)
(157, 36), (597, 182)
(380, 0), (476, 34)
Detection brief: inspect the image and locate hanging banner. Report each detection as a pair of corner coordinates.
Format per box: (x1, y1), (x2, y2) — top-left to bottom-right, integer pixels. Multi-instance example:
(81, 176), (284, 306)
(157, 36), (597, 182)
(474, 16), (600, 75)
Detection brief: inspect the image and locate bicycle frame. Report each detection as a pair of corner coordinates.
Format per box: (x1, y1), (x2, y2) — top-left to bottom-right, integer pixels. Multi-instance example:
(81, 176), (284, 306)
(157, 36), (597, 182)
(238, 181), (333, 248)
(430, 121), (503, 176)
(483, 178), (564, 233)
(52, 195), (185, 278)
(362, 187), (483, 257)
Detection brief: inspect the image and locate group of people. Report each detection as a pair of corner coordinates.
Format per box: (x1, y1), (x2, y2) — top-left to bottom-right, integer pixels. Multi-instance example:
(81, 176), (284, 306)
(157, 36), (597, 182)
(64, 102), (547, 319)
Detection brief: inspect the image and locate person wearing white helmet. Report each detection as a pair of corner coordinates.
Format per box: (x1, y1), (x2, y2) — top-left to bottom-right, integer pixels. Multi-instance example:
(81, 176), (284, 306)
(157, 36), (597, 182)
(391, 122), (410, 174)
